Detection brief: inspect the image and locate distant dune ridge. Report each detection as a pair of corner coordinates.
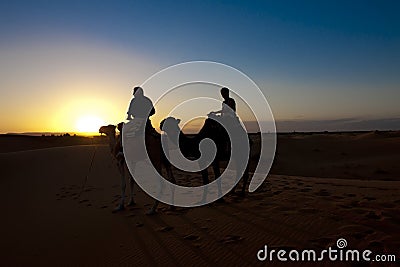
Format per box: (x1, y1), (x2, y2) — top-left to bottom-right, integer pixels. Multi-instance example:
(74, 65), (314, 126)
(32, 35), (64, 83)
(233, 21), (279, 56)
(0, 134), (107, 153)
(242, 117), (400, 133)
(0, 131), (399, 265)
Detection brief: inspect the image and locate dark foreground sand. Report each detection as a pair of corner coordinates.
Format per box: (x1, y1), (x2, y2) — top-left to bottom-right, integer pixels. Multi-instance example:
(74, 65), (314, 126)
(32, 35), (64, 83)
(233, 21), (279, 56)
(0, 132), (399, 266)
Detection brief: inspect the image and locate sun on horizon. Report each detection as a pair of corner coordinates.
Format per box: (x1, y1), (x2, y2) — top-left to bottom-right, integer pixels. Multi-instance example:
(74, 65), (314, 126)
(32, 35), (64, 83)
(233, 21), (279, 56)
(75, 115), (105, 135)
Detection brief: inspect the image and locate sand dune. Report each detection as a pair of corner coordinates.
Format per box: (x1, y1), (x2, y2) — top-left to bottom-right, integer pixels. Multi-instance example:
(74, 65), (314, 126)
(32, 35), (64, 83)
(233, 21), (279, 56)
(0, 140), (399, 265)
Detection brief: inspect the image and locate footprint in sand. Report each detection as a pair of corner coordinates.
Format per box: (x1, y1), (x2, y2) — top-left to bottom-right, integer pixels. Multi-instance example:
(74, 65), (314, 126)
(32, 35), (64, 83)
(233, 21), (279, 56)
(299, 188), (312, 192)
(220, 235), (244, 244)
(100, 205), (108, 209)
(273, 190), (283, 195)
(344, 193), (356, 197)
(380, 202), (396, 208)
(349, 200), (361, 207)
(164, 210), (185, 216)
(136, 222), (144, 227)
(157, 226), (174, 232)
(363, 196), (376, 201)
(364, 229), (375, 235)
(382, 210), (400, 224)
(183, 234), (200, 241)
(299, 208), (318, 214)
(365, 211), (380, 220)
(316, 189), (330, 196)
(274, 206), (291, 212)
(352, 209), (367, 215)
(78, 199), (89, 204)
(351, 232), (368, 240)
(330, 195), (345, 200)
(250, 195), (265, 201)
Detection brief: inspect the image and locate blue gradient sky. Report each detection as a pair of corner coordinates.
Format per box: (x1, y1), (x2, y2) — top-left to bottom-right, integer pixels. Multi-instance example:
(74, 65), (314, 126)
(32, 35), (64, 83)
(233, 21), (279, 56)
(0, 0), (399, 132)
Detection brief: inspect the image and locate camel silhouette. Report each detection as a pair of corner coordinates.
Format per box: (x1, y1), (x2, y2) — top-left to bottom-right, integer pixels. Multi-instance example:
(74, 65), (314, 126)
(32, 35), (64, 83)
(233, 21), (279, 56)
(160, 116), (250, 197)
(99, 123), (176, 214)
(99, 125), (116, 150)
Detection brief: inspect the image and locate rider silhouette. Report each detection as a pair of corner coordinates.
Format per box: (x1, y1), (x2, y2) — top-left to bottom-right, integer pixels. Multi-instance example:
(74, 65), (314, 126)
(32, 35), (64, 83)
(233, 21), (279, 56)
(210, 87), (236, 118)
(127, 86), (156, 134)
(127, 87), (155, 120)
(208, 87), (239, 159)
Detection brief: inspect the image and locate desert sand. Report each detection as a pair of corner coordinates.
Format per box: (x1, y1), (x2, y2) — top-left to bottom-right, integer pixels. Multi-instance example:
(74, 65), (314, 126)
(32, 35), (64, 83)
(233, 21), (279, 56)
(0, 132), (399, 266)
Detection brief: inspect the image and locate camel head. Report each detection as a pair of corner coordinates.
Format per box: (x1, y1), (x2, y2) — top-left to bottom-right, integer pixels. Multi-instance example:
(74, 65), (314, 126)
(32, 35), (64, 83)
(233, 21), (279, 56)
(160, 117), (187, 148)
(117, 122), (124, 133)
(160, 117), (181, 136)
(99, 124), (116, 136)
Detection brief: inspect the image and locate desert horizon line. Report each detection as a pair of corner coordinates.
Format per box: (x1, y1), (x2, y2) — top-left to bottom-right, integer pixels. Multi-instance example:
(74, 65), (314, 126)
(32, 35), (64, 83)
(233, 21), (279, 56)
(2, 116), (399, 136)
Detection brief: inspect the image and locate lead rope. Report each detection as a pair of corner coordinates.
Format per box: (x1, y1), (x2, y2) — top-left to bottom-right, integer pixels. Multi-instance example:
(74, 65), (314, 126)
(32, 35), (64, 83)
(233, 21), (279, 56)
(78, 145), (97, 198)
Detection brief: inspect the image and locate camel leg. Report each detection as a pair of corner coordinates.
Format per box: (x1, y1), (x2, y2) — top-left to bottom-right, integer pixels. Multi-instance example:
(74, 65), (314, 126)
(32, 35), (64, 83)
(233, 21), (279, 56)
(128, 177), (135, 205)
(147, 179), (164, 215)
(147, 165), (176, 215)
(166, 165), (176, 208)
(200, 168), (210, 203)
(212, 160), (224, 201)
(240, 164), (249, 196)
(127, 163), (136, 206)
(147, 175), (162, 215)
(114, 160), (126, 212)
(147, 151), (163, 215)
(229, 157), (241, 195)
(147, 200), (159, 215)
(228, 159), (238, 195)
(232, 157), (248, 197)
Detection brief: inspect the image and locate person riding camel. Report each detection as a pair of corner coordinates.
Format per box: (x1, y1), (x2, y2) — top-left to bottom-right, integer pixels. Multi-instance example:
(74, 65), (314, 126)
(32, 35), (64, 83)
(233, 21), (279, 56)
(209, 87), (236, 118)
(208, 87), (241, 159)
(126, 86), (156, 135)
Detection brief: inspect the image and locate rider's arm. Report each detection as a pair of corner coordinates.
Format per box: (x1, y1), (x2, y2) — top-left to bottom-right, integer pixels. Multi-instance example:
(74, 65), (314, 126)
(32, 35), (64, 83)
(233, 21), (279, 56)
(149, 106), (155, 117)
(127, 99), (135, 120)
